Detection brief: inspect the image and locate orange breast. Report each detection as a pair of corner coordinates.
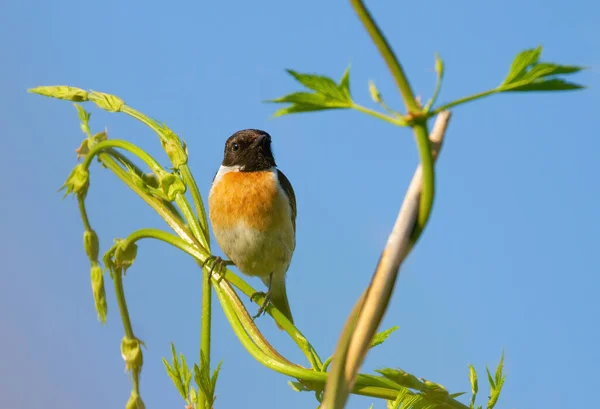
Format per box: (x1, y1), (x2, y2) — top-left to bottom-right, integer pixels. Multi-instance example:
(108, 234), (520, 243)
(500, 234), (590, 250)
(209, 170), (289, 232)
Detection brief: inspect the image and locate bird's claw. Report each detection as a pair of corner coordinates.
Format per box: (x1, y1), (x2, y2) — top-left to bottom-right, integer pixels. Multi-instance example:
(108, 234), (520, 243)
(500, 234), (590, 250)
(251, 291), (272, 321)
(202, 256), (232, 283)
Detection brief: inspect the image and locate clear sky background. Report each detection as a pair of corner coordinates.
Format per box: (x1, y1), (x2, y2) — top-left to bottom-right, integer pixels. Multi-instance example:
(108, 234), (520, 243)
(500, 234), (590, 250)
(1, 1), (599, 408)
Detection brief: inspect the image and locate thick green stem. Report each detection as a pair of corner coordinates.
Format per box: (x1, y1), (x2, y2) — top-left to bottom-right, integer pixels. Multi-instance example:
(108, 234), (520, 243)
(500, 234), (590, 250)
(113, 268), (134, 339)
(180, 165), (210, 244)
(350, 0), (419, 113)
(83, 140), (163, 173)
(199, 266), (212, 407)
(412, 121), (434, 234)
(77, 195), (92, 231)
(175, 194), (209, 252)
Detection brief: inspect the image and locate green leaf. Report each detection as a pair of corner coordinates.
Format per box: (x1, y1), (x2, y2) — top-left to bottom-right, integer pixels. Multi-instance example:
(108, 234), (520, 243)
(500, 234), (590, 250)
(162, 357), (186, 399)
(272, 103), (334, 117)
(267, 67), (354, 117)
(468, 364), (478, 394)
(286, 69), (347, 99)
(499, 46), (585, 93)
(180, 354), (192, 393)
(387, 387), (409, 409)
(28, 85), (89, 101)
(450, 392), (466, 398)
(289, 381), (310, 392)
(503, 46), (542, 84)
(485, 366), (495, 391)
(210, 360), (223, 399)
(507, 78), (584, 92)
(376, 368), (422, 390)
(371, 326), (399, 348)
(494, 351), (504, 386)
(421, 379), (449, 405)
(340, 65), (351, 97)
(487, 352), (506, 409)
(523, 63), (584, 81)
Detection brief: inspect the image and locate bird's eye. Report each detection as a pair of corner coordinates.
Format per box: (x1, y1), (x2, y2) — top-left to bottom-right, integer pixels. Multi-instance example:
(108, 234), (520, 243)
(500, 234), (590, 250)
(232, 143), (240, 152)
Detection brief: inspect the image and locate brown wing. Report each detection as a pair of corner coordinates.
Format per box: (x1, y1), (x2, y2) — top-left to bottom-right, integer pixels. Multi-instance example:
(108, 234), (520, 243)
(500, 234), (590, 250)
(277, 169), (297, 232)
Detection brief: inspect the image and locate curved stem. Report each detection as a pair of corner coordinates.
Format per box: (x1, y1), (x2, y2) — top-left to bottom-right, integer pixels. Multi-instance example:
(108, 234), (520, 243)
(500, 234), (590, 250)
(77, 195), (92, 231)
(113, 267), (134, 339)
(180, 165), (210, 245)
(108, 228), (469, 409)
(118, 229), (322, 369)
(83, 139), (164, 173)
(97, 152), (196, 246)
(350, 0), (419, 113)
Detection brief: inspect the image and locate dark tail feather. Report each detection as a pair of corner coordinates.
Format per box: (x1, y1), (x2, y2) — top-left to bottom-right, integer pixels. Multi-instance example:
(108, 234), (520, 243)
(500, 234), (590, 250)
(264, 275), (294, 330)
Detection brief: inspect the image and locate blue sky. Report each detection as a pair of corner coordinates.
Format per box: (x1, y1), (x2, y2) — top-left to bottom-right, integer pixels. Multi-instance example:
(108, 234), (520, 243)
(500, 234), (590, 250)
(1, 0), (599, 408)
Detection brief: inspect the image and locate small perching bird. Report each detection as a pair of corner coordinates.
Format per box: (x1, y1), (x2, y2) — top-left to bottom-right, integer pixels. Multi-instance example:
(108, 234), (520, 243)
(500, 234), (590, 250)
(208, 129), (296, 328)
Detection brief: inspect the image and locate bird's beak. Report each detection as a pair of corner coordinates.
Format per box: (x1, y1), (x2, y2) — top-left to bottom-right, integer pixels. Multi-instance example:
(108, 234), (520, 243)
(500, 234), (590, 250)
(253, 134), (268, 146)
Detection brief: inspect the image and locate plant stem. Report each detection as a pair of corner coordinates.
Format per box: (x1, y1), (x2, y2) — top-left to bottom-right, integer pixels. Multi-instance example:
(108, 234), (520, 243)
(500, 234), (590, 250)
(106, 228), (469, 409)
(180, 165), (210, 245)
(430, 89), (496, 116)
(83, 140), (163, 172)
(113, 267), (134, 339)
(77, 195), (92, 231)
(412, 121), (434, 233)
(199, 265), (212, 407)
(350, 0), (419, 113)
(97, 152), (197, 246)
(351, 104), (407, 126)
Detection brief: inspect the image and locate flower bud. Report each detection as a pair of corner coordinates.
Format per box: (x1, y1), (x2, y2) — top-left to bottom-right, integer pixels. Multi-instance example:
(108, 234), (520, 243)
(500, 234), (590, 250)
(162, 132), (188, 168)
(114, 240), (138, 274)
(84, 229), (100, 261)
(90, 263), (107, 323)
(60, 164), (90, 198)
(89, 91), (124, 112)
(434, 52), (444, 76)
(160, 173), (186, 201)
(28, 85), (89, 101)
(368, 80), (382, 104)
(125, 391), (145, 409)
(121, 336), (144, 373)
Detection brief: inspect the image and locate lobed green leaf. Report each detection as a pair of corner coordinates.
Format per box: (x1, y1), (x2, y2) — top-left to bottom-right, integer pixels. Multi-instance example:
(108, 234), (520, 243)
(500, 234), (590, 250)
(371, 325), (399, 348)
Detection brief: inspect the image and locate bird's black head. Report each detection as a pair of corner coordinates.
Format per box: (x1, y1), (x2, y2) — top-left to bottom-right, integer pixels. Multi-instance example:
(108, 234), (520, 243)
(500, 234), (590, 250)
(222, 129), (276, 171)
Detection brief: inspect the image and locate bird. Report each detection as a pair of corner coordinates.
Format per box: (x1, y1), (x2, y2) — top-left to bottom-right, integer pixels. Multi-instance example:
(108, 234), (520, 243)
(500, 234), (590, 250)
(207, 129), (296, 329)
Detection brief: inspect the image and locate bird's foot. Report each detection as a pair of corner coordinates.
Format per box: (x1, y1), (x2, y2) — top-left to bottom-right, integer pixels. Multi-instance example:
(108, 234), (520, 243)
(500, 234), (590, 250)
(250, 272), (273, 321)
(250, 290), (272, 320)
(202, 256), (233, 283)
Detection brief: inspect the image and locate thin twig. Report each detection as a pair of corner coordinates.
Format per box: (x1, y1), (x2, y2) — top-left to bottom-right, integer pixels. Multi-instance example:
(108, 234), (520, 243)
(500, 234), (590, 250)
(322, 111), (452, 409)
